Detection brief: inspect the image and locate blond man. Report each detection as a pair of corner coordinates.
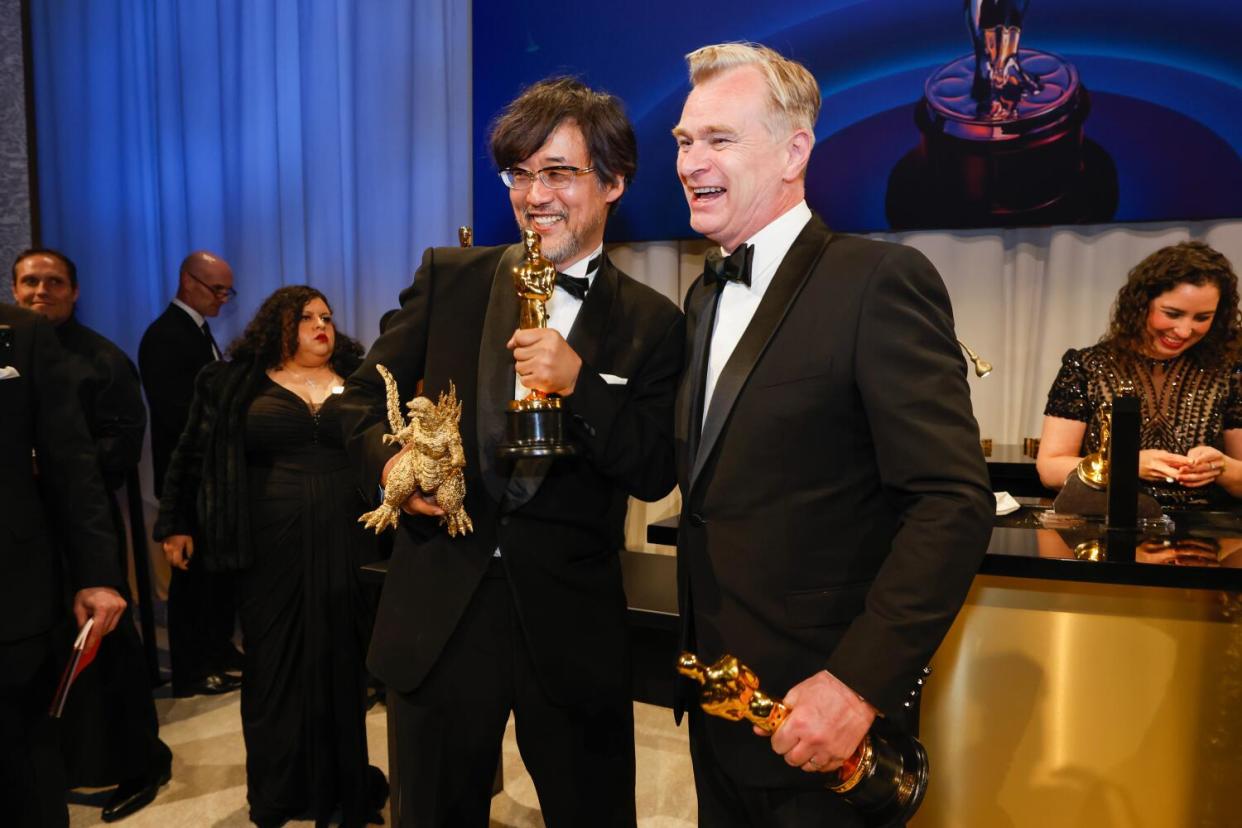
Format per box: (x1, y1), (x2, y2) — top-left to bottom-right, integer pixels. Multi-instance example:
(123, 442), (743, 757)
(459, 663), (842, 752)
(672, 42), (993, 825)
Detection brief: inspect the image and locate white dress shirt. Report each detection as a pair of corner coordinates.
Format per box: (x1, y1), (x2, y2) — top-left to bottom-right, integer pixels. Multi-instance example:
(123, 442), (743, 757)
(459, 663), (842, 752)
(171, 297), (220, 360)
(703, 201), (812, 422)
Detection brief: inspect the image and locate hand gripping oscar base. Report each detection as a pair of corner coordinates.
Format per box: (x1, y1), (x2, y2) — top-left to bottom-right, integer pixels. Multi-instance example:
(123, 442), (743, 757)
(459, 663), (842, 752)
(677, 652), (928, 827)
(496, 229), (578, 460)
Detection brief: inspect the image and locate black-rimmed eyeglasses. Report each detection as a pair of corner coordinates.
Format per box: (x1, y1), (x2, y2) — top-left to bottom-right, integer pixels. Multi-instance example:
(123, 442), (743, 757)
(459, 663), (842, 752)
(499, 165), (596, 190)
(186, 271), (237, 300)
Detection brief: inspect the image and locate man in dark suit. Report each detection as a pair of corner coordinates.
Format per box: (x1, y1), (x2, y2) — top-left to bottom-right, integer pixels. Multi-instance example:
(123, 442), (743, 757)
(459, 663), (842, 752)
(340, 77), (684, 827)
(0, 302), (127, 827)
(138, 250), (242, 697)
(13, 248), (173, 821)
(671, 43), (994, 825)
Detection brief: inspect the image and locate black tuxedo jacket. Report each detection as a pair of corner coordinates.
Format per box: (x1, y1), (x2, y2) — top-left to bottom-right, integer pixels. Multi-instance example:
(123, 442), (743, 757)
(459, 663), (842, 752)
(138, 303), (216, 496)
(339, 243), (684, 704)
(0, 304), (121, 643)
(57, 316), (147, 492)
(674, 216), (993, 786)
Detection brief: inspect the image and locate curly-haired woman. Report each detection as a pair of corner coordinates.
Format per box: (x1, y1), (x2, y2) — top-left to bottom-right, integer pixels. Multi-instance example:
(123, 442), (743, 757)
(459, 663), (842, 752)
(1036, 241), (1242, 508)
(155, 286), (386, 826)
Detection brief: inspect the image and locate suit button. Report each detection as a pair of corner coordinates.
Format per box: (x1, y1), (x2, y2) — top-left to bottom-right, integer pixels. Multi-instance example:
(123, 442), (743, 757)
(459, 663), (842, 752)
(689, 513), (706, 527)
(500, 516), (510, 527)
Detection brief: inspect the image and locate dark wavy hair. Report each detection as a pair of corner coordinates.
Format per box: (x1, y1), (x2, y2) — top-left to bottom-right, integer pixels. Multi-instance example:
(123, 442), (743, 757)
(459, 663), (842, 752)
(1104, 241), (1242, 364)
(227, 285), (363, 373)
(489, 76), (637, 213)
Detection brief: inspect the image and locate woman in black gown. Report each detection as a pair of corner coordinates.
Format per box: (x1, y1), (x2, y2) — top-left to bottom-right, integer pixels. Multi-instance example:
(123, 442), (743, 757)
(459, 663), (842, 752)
(155, 286), (385, 826)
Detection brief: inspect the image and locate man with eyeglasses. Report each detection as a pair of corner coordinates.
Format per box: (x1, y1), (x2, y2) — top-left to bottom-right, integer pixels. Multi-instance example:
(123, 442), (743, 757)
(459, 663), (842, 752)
(138, 251), (243, 699)
(11, 248), (173, 822)
(340, 77), (684, 827)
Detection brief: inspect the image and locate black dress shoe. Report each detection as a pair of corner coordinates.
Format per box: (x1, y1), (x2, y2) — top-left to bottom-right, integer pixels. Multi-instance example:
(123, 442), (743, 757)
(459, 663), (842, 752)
(101, 764), (172, 822)
(366, 764), (389, 822)
(214, 643), (246, 675)
(172, 672), (242, 698)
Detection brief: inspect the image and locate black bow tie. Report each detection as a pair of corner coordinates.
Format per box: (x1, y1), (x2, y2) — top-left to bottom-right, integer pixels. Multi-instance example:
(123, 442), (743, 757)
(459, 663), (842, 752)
(556, 255), (601, 301)
(703, 244), (754, 288)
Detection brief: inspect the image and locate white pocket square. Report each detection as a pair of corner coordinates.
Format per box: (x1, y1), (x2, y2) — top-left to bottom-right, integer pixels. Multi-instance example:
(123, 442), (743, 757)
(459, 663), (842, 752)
(601, 373), (628, 386)
(0, 366), (20, 380)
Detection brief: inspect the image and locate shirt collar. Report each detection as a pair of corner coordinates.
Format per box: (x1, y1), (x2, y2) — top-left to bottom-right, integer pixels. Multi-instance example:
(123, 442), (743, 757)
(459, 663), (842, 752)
(559, 243), (604, 282)
(171, 297), (206, 328)
(720, 200), (813, 291)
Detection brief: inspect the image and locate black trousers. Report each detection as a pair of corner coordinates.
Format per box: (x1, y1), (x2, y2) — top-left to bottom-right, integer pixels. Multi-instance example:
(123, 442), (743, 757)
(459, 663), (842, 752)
(0, 631), (68, 828)
(388, 561), (636, 828)
(688, 706), (865, 828)
(167, 560), (236, 686)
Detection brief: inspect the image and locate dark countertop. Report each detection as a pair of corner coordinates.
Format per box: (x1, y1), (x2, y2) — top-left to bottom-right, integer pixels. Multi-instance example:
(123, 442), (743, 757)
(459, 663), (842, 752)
(647, 503), (1242, 591)
(360, 502), (1242, 636)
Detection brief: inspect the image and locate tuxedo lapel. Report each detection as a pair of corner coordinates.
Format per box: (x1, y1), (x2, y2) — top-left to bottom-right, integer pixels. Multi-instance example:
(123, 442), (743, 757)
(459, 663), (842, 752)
(476, 243), (525, 503)
(501, 254), (620, 513)
(689, 218), (835, 492)
(676, 278), (722, 485)
(565, 254), (616, 368)
(168, 303), (215, 365)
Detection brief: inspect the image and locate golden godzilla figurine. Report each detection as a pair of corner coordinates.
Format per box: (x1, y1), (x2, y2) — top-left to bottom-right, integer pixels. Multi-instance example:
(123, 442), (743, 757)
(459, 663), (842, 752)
(358, 365), (473, 537)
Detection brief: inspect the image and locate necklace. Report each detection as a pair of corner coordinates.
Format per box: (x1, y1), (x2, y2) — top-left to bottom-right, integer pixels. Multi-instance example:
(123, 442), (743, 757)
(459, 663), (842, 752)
(279, 364), (342, 399)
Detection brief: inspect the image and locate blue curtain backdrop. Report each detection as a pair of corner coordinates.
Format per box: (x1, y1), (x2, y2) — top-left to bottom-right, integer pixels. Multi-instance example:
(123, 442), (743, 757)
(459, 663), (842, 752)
(29, 0), (472, 359)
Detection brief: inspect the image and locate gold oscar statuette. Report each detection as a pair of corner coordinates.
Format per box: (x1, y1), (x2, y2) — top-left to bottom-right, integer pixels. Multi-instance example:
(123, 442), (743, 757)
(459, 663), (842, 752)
(458, 225), (473, 248)
(677, 652), (928, 826)
(1076, 401), (1112, 489)
(495, 229), (577, 458)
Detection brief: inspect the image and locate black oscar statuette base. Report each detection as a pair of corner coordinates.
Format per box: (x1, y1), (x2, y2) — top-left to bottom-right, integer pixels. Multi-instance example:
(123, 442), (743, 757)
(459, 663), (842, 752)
(841, 722), (930, 828)
(496, 397), (578, 459)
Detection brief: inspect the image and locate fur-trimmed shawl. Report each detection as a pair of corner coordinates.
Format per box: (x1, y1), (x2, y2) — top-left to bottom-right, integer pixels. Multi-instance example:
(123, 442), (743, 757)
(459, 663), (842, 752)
(152, 358), (266, 572)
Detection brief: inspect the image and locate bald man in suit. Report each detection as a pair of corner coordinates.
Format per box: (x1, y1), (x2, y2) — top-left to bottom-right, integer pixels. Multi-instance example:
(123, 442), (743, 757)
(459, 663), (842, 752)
(138, 251), (242, 697)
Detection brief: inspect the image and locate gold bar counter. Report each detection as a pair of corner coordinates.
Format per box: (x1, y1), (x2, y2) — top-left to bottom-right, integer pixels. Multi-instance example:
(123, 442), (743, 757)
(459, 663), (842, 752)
(643, 508), (1242, 827)
(921, 573), (1239, 826)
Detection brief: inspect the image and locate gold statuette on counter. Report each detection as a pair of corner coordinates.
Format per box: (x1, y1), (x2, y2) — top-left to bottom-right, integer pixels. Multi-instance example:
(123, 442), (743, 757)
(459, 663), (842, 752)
(458, 225), (473, 248)
(1076, 401), (1111, 489)
(496, 229), (577, 458)
(359, 364), (473, 537)
(677, 652), (928, 827)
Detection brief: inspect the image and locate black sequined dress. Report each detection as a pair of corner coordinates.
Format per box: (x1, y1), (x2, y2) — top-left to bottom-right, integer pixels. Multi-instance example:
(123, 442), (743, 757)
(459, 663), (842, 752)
(1044, 343), (1242, 508)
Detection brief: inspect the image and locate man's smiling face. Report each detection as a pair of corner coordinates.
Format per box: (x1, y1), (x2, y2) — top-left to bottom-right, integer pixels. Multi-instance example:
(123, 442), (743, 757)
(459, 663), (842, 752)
(508, 120), (622, 269)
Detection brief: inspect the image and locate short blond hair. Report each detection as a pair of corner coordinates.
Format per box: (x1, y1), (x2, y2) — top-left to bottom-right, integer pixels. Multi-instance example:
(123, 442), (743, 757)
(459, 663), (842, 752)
(685, 42), (821, 136)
